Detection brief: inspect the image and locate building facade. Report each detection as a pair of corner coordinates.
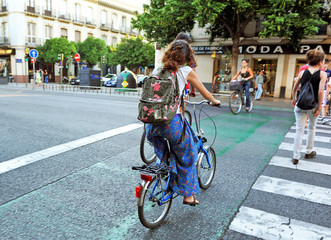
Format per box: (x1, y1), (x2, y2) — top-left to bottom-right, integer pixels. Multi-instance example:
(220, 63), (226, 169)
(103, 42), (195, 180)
(0, 0), (144, 83)
(189, 22), (331, 99)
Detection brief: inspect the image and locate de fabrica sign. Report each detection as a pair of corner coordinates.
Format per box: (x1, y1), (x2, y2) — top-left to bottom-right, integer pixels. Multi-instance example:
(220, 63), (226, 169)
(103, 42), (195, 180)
(192, 44), (331, 55)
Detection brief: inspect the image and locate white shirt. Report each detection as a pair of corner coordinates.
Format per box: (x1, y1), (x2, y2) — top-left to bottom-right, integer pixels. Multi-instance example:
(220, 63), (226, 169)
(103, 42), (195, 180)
(152, 66), (193, 114)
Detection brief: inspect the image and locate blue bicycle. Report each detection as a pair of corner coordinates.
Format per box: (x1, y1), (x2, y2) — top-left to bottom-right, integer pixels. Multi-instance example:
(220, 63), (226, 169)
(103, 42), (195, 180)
(133, 100), (219, 228)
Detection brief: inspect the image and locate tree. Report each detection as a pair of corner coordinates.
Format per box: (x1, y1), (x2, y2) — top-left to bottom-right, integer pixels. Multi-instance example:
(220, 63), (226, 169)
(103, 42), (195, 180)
(77, 36), (108, 65)
(108, 36), (155, 70)
(133, 0), (328, 77)
(37, 37), (76, 64)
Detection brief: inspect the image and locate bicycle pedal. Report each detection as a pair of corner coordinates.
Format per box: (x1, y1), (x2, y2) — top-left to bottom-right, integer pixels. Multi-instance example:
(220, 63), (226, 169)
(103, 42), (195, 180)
(202, 137), (207, 143)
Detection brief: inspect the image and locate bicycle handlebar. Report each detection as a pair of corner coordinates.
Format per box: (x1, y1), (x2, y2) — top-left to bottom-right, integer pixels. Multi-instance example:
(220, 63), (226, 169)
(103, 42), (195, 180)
(184, 100), (221, 108)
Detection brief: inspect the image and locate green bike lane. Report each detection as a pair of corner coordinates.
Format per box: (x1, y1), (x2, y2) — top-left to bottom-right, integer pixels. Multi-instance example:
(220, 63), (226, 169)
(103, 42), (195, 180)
(0, 107), (295, 240)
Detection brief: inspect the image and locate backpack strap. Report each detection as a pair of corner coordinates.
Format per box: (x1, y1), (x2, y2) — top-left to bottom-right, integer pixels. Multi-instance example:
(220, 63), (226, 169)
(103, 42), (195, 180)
(178, 68), (187, 143)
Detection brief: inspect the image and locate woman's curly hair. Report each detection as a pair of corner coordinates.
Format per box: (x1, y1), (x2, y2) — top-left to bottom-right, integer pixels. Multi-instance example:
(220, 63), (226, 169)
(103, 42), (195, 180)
(162, 40), (196, 72)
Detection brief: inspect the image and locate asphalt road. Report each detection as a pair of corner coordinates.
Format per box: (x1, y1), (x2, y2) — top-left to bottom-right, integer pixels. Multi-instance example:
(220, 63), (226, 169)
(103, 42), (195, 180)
(0, 87), (299, 239)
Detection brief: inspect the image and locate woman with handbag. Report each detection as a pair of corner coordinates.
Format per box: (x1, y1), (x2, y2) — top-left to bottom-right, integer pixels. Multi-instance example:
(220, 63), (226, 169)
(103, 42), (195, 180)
(291, 49), (327, 165)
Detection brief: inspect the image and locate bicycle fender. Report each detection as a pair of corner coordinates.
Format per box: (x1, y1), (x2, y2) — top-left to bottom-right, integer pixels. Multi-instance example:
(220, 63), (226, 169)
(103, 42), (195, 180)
(137, 180), (149, 207)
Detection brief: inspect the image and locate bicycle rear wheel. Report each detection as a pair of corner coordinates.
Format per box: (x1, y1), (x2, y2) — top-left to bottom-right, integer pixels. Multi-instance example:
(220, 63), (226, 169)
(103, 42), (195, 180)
(229, 92), (242, 114)
(140, 129), (157, 164)
(183, 110), (192, 125)
(247, 93), (254, 112)
(138, 177), (172, 228)
(197, 146), (216, 190)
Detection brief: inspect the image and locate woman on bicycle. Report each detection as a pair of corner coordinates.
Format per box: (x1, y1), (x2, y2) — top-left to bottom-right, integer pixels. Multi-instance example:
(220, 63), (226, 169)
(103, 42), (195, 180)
(232, 59), (253, 111)
(146, 40), (220, 206)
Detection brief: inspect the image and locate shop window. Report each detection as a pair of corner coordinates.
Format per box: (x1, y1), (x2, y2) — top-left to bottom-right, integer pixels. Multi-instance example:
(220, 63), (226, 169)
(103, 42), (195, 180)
(214, 58), (232, 91)
(112, 14), (118, 30)
(1, 22), (8, 44)
(60, 0), (67, 18)
(46, 0), (51, 11)
(1, 0), (7, 12)
(252, 59), (277, 96)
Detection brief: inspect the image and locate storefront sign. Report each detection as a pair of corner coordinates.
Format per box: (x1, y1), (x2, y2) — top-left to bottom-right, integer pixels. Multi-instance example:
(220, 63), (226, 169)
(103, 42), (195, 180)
(16, 59), (22, 63)
(192, 44), (331, 55)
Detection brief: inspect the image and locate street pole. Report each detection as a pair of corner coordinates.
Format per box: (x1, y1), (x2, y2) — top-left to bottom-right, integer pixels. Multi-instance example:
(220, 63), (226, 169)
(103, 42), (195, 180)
(32, 59), (35, 90)
(60, 54), (63, 85)
(25, 61), (28, 88)
(77, 61), (79, 77)
(21, 59), (23, 86)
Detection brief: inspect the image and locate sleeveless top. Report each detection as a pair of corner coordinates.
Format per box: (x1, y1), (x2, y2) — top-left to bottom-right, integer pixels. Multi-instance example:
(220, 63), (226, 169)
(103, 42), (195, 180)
(240, 69), (250, 80)
(300, 70), (321, 104)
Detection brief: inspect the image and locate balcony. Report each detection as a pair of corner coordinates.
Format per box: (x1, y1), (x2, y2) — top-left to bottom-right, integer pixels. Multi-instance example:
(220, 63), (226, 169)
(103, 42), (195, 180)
(100, 23), (110, 31)
(25, 5), (40, 17)
(25, 37), (42, 47)
(111, 26), (120, 33)
(0, 37), (10, 46)
(58, 12), (71, 23)
(85, 17), (96, 28)
(0, 6), (8, 16)
(42, 8), (56, 20)
(73, 17), (85, 26)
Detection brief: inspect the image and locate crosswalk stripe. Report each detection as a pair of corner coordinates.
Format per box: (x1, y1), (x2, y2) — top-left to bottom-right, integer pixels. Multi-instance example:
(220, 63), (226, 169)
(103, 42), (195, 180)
(229, 206), (331, 240)
(279, 142), (331, 157)
(0, 123), (143, 175)
(252, 175), (331, 206)
(295, 123), (331, 129)
(269, 156), (331, 176)
(285, 132), (331, 143)
(290, 126), (331, 134)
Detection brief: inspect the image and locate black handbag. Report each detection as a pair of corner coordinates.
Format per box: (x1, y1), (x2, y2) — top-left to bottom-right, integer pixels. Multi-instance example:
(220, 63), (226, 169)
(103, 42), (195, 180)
(296, 70), (317, 110)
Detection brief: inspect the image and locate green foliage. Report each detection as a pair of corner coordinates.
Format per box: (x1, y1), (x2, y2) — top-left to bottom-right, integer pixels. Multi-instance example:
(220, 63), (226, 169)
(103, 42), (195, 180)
(37, 37), (76, 64)
(131, 0), (196, 47)
(260, 0), (327, 49)
(108, 36), (155, 69)
(77, 36), (108, 65)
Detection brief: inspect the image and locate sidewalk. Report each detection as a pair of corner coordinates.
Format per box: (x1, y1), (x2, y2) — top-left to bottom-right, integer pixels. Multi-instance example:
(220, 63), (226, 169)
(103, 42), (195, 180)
(1, 82), (292, 109)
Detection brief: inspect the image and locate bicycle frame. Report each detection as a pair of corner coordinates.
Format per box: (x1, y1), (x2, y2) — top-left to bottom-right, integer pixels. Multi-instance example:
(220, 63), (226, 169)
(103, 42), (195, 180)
(137, 100), (214, 207)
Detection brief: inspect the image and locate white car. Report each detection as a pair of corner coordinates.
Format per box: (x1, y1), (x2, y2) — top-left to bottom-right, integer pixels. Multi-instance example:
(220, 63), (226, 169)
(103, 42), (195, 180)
(101, 74), (116, 84)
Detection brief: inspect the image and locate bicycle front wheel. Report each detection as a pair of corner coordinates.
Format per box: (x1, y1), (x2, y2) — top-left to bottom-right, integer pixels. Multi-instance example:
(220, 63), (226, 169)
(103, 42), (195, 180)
(138, 177), (172, 229)
(247, 93), (254, 112)
(197, 146), (216, 190)
(229, 92), (242, 114)
(183, 110), (192, 125)
(140, 129), (157, 164)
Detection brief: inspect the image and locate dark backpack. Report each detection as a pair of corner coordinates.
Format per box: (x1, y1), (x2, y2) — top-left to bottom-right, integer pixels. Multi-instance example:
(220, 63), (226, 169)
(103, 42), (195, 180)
(296, 70), (318, 110)
(138, 68), (184, 124)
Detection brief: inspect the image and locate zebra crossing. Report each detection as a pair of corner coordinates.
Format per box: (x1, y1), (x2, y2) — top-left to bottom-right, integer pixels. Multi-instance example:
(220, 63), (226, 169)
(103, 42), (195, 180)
(224, 119), (331, 240)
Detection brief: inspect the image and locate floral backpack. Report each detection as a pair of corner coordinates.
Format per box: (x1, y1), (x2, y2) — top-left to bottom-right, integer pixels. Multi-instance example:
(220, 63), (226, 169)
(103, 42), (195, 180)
(138, 68), (184, 125)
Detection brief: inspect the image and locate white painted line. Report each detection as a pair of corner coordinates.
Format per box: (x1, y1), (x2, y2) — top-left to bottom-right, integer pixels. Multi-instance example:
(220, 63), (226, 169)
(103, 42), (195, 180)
(285, 132), (331, 143)
(252, 176), (331, 206)
(0, 123), (143, 175)
(269, 156), (331, 176)
(290, 126), (331, 134)
(295, 123), (331, 130)
(279, 142), (331, 157)
(229, 206), (331, 240)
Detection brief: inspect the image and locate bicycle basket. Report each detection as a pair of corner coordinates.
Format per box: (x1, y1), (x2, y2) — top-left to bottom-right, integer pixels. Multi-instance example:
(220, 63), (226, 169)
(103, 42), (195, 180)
(229, 81), (243, 91)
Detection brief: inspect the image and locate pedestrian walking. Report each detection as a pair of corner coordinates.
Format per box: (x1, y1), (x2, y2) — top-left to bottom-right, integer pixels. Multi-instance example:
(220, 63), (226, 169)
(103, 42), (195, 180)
(254, 70), (264, 100)
(321, 59), (331, 124)
(291, 49), (327, 165)
(211, 72), (220, 93)
(44, 70), (49, 84)
(35, 69), (42, 86)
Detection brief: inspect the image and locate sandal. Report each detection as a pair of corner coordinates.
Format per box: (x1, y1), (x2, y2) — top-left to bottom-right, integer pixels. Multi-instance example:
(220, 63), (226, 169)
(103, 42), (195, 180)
(183, 196), (199, 206)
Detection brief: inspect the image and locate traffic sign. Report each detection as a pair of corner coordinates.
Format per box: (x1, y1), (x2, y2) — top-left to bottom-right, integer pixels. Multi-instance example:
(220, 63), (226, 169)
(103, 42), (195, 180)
(29, 49), (38, 58)
(74, 53), (80, 62)
(31, 58), (35, 64)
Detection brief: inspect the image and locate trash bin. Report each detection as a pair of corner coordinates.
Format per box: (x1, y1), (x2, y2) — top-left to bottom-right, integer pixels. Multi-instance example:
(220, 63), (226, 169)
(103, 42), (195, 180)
(116, 70), (137, 88)
(79, 69), (101, 89)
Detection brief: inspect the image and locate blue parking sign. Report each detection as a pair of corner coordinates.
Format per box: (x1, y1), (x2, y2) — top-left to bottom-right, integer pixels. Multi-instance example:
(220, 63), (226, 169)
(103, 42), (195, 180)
(29, 49), (38, 58)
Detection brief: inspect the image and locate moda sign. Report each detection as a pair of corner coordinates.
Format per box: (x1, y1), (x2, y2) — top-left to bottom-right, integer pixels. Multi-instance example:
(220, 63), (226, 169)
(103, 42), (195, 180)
(192, 44), (331, 55)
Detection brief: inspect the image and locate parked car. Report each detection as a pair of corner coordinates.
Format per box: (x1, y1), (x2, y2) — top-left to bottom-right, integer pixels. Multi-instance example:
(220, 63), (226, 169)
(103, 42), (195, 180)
(137, 75), (148, 87)
(70, 77), (80, 85)
(101, 74), (116, 85)
(104, 75), (118, 87)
